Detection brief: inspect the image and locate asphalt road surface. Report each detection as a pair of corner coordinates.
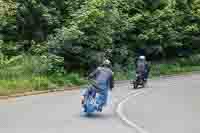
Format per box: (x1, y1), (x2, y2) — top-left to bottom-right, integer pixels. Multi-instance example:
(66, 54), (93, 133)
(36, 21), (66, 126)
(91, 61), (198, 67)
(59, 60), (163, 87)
(0, 74), (200, 133)
(123, 74), (200, 133)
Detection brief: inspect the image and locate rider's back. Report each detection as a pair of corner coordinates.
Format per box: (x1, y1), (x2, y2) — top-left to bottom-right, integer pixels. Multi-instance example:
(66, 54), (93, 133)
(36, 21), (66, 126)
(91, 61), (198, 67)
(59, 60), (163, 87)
(136, 60), (146, 73)
(89, 66), (113, 91)
(95, 67), (112, 82)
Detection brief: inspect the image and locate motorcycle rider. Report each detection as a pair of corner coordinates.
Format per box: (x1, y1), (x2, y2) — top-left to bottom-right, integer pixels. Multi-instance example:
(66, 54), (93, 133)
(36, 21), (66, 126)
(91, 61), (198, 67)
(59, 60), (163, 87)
(135, 56), (150, 82)
(81, 59), (114, 112)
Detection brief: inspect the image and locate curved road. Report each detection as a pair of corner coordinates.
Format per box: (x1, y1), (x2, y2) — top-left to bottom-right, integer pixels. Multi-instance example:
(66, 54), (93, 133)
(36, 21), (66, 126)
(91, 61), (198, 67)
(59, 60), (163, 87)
(122, 74), (200, 133)
(0, 74), (200, 133)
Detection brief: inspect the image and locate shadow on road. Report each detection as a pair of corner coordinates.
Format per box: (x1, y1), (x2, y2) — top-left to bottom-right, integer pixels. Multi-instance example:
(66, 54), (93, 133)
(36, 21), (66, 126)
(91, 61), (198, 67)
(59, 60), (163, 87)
(79, 113), (114, 120)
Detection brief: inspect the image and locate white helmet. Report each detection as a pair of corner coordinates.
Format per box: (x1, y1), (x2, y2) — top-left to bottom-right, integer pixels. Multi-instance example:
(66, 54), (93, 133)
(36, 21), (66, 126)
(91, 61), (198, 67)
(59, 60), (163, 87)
(103, 59), (111, 66)
(139, 56), (146, 60)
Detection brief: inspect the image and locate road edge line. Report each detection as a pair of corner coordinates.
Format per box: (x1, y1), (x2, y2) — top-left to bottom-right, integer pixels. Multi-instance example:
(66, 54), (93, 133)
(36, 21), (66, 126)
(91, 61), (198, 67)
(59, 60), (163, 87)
(0, 87), (80, 100)
(116, 90), (150, 133)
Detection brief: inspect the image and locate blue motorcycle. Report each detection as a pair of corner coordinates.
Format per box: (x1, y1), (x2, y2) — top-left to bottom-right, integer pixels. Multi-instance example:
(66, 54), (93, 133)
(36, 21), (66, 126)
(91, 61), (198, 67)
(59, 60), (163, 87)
(81, 81), (106, 114)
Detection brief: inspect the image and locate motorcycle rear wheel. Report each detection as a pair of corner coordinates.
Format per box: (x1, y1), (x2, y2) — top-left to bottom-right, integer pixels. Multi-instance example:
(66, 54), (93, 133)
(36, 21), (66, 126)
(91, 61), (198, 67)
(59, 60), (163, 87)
(133, 82), (138, 89)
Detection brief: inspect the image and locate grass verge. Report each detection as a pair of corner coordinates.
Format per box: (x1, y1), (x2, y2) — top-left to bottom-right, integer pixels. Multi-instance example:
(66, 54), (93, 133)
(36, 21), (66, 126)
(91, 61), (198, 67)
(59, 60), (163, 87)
(0, 55), (87, 96)
(0, 54), (200, 96)
(114, 54), (200, 80)
(0, 74), (87, 96)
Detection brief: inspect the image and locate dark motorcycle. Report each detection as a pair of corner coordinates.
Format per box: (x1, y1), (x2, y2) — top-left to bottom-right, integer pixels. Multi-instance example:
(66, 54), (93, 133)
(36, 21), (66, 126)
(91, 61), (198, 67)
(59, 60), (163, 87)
(132, 73), (147, 89)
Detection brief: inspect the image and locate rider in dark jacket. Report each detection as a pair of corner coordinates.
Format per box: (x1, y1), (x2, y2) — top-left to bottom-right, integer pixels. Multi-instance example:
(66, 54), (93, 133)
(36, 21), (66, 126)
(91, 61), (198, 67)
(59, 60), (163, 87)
(88, 60), (114, 90)
(135, 56), (150, 81)
(81, 59), (114, 111)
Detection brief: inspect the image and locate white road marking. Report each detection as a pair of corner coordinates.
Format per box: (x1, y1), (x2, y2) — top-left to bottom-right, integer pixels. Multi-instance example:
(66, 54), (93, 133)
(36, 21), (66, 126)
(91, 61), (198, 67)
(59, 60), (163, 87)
(116, 89), (151, 133)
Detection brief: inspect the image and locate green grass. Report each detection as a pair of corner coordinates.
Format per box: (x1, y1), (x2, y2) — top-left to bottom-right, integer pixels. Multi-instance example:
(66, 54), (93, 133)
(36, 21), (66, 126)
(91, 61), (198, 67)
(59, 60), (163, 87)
(0, 54), (200, 96)
(0, 55), (87, 96)
(115, 64), (200, 81)
(114, 54), (200, 80)
(0, 77), (49, 96)
(0, 74), (87, 96)
(150, 54), (200, 77)
(150, 64), (200, 77)
(48, 73), (87, 87)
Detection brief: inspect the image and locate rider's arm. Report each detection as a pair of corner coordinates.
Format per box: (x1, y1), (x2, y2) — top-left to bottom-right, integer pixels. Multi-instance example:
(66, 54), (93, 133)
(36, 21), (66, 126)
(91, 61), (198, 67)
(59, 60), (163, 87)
(88, 67), (100, 79)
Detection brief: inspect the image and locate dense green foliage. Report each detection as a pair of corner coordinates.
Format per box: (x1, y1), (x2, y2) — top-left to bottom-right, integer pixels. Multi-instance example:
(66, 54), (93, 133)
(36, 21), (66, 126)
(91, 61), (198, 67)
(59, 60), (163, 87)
(0, 0), (200, 94)
(1, 0), (200, 69)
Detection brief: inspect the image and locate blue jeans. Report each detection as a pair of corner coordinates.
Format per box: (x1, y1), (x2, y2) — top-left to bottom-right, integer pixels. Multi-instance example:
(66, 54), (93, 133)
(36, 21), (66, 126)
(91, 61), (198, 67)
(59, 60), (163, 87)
(95, 81), (109, 108)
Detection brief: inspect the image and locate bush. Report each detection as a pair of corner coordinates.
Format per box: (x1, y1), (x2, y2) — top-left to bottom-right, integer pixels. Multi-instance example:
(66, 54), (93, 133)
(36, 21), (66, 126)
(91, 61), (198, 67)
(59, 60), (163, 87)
(49, 73), (87, 87)
(0, 79), (33, 95)
(0, 55), (49, 80)
(0, 54), (87, 95)
(178, 54), (200, 66)
(31, 77), (50, 91)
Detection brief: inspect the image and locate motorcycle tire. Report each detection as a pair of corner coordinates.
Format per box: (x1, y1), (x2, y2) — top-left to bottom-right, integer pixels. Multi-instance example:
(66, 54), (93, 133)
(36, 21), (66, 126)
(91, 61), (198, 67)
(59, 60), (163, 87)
(134, 82), (138, 89)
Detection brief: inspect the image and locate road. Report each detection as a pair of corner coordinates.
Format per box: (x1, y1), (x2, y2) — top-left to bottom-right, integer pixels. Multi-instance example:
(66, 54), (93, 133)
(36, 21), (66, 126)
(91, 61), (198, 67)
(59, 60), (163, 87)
(0, 74), (200, 133)
(123, 74), (200, 133)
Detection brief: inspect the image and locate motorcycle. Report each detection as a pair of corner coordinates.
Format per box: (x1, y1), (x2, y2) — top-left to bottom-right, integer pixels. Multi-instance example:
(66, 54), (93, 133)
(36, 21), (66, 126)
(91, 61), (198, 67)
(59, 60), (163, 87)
(132, 72), (147, 89)
(81, 81), (103, 114)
